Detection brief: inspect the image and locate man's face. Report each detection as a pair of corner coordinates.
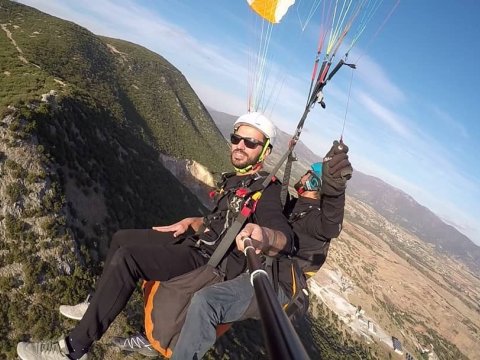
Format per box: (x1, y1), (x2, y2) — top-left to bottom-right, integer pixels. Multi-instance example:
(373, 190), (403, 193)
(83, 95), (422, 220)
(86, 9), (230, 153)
(230, 125), (266, 169)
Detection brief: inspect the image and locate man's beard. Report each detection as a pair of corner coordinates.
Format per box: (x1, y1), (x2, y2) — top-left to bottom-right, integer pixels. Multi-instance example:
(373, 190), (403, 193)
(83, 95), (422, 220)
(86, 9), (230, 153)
(231, 149), (261, 169)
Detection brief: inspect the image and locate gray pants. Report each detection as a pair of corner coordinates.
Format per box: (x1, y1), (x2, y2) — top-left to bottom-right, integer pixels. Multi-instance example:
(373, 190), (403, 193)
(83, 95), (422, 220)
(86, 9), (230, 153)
(171, 272), (288, 360)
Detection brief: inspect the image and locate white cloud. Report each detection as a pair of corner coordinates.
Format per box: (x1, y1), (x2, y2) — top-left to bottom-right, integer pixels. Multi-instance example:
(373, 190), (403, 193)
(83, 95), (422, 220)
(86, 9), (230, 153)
(430, 105), (469, 139)
(354, 53), (407, 104)
(356, 92), (412, 138)
(192, 80), (245, 117)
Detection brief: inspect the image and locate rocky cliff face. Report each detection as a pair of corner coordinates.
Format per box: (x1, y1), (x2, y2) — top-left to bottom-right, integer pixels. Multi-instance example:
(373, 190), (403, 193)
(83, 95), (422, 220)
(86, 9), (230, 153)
(159, 153), (216, 209)
(0, 108), (75, 281)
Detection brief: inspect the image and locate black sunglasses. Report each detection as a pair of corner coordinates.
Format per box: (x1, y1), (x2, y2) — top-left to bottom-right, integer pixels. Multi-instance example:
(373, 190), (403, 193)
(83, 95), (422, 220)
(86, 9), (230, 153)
(230, 133), (264, 149)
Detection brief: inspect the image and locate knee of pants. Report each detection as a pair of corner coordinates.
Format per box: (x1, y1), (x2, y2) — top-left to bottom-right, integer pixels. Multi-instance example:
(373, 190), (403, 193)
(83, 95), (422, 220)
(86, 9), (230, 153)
(189, 289), (221, 321)
(109, 246), (131, 267)
(106, 247), (144, 285)
(190, 288), (211, 309)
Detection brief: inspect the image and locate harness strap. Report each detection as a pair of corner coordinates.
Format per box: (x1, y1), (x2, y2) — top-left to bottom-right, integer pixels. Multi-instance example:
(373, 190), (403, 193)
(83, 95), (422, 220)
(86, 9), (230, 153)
(206, 171), (280, 269)
(208, 211), (251, 268)
(280, 152), (297, 207)
(264, 256), (279, 294)
(285, 293), (308, 319)
(207, 176), (267, 268)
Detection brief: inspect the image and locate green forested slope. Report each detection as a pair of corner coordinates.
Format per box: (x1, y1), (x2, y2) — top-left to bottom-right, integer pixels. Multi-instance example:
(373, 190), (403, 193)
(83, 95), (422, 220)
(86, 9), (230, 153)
(102, 36), (230, 169)
(0, 0), (228, 357)
(0, 0), (230, 172)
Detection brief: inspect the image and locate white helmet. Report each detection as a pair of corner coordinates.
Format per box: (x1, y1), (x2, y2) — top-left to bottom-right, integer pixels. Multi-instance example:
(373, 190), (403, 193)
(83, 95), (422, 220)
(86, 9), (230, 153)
(233, 112), (277, 147)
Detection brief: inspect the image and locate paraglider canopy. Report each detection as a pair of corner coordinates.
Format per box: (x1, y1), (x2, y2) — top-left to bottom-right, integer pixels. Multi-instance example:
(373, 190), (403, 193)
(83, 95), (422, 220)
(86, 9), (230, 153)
(247, 0), (295, 23)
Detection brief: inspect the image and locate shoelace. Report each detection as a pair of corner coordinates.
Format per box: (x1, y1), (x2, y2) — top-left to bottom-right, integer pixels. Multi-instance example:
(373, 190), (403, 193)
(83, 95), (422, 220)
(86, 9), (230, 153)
(123, 336), (151, 349)
(39, 341), (61, 353)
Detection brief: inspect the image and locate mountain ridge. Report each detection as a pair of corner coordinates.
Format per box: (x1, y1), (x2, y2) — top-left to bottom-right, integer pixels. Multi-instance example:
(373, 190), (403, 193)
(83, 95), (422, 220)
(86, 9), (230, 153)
(347, 171), (480, 274)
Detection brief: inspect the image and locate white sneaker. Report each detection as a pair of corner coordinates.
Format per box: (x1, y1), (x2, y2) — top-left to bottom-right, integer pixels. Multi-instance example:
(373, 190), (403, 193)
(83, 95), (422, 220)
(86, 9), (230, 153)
(17, 338), (88, 360)
(59, 295), (91, 320)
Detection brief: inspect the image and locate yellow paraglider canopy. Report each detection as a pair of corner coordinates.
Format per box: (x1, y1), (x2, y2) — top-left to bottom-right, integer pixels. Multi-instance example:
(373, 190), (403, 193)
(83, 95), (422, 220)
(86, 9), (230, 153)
(247, 0), (295, 23)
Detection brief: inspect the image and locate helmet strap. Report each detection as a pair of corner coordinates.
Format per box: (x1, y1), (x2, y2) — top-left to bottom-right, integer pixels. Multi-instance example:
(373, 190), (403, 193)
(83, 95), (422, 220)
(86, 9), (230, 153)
(234, 164), (253, 174)
(234, 139), (270, 174)
(257, 138), (271, 163)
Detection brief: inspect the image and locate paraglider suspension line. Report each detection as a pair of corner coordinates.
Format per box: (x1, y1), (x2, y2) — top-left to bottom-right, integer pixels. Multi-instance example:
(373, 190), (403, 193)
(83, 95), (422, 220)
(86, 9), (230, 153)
(341, 66), (355, 140)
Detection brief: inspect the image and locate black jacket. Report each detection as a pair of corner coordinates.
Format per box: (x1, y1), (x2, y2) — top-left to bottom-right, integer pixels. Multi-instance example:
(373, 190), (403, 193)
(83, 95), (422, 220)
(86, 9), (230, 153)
(198, 174), (294, 280)
(278, 193), (346, 296)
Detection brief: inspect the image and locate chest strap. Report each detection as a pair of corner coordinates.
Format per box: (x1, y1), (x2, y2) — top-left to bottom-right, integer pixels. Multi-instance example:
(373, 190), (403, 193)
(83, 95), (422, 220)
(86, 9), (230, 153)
(208, 190), (262, 268)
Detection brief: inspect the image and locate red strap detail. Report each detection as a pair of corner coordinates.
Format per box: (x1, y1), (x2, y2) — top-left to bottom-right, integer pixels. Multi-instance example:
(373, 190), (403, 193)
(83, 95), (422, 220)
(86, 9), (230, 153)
(252, 163), (263, 172)
(216, 323), (232, 338)
(209, 190), (216, 199)
(236, 188), (249, 198)
(251, 200), (258, 213)
(241, 207), (252, 217)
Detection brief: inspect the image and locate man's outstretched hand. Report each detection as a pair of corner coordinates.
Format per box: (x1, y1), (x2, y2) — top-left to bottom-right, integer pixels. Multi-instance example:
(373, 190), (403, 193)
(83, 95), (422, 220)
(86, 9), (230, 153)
(153, 217), (203, 237)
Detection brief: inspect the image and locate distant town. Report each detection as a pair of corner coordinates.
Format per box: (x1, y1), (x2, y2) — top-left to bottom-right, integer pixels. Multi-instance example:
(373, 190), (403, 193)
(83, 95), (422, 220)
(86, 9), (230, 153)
(310, 268), (440, 360)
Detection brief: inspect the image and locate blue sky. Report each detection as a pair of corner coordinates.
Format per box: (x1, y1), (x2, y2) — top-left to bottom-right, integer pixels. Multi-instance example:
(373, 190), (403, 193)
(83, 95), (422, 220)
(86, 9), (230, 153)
(15, 0), (480, 245)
